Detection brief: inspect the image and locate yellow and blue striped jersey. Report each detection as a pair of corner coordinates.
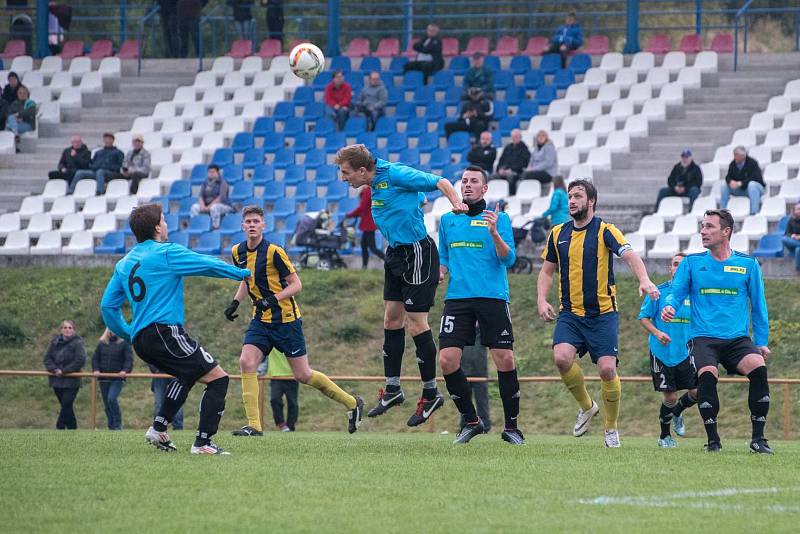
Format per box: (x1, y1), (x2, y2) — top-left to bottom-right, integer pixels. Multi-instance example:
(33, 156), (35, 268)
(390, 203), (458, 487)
(231, 239), (301, 324)
(542, 217), (631, 317)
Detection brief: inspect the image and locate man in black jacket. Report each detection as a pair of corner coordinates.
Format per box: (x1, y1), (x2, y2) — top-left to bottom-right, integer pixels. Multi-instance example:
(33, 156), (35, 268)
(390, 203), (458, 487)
(68, 133), (125, 194)
(48, 135), (91, 183)
(467, 131), (496, 173)
(721, 146), (765, 215)
(491, 129), (530, 194)
(403, 24), (444, 84)
(655, 149), (703, 211)
(444, 87), (493, 139)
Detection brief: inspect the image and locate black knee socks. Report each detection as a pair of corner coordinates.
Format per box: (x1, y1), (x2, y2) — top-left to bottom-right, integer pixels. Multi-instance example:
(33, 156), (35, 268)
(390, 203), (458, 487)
(497, 369), (520, 430)
(659, 401), (676, 439)
(383, 328), (405, 393)
(413, 330), (438, 399)
(154, 379), (192, 432)
(672, 391), (697, 416)
(195, 375), (229, 446)
(697, 373), (720, 444)
(748, 366), (770, 440)
(443, 368), (477, 423)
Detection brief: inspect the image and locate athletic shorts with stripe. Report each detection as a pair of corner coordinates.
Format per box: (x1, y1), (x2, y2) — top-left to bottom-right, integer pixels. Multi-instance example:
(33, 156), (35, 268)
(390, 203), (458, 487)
(133, 323), (218, 385)
(438, 298), (514, 350)
(383, 235), (439, 312)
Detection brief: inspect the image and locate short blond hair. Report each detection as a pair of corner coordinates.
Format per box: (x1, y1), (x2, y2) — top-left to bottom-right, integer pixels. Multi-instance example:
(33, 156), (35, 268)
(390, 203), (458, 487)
(334, 144), (375, 172)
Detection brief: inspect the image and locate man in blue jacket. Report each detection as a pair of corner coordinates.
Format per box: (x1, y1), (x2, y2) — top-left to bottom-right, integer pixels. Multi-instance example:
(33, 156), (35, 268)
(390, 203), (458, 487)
(69, 133), (125, 194)
(101, 203), (251, 455)
(548, 11), (584, 68)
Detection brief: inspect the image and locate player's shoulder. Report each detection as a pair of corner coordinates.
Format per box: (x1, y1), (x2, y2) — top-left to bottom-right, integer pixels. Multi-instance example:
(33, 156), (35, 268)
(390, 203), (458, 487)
(732, 250), (756, 261)
(440, 211), (456, 224)
(684, 251), (707, 262)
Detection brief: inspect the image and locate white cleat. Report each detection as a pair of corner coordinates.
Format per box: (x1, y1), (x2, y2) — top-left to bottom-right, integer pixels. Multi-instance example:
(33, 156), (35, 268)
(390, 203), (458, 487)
(145, 426), (177, 452)
(604, 429), (621, 448)
(190, 442), (231, 455)
(573, 400), (599, 437)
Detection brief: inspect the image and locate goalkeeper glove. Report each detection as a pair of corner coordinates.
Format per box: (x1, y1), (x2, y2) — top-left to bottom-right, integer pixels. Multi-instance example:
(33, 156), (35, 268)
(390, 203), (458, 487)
(223, 300), (240, 321)
(254, 294), (279, 312)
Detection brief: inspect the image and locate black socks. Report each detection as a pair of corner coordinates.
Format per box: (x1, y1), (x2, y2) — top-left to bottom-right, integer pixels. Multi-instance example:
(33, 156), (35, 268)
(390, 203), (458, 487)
(195, 375), (229, 447)
(697, 373), (720, 444)
(444, 368), (478, 423)
(154, 379), (192, 432)
(383, 328), (405, 393)
(497, 369), (520, 429)
(413, 330), (439, 399)
(747, 366), (770, 440)
(672, 391), (697, 416)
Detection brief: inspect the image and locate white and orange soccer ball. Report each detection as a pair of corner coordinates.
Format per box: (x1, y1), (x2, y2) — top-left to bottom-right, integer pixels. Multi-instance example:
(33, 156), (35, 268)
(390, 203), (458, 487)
(289, 42), (325, 80)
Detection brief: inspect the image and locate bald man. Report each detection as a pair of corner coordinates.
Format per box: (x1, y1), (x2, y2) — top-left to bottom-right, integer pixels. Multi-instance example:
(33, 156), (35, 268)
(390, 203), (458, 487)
(49, 135), (92, 183)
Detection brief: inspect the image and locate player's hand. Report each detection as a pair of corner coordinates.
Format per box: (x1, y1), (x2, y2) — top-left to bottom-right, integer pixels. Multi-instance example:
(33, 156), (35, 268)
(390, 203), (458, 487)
(640, 279), (660, 300)
(451, 201), (469, 214)
(255, 294), (279, 312)
(538, 300), (556, 322)
(656, 331), (671, 345)
(759, 346), (771, 360)
(224, 299), (240, 321)
(439, 266), (447, 283)
(483, 204), (499, 235)
(661, 306), (676, 322)
(119, 371), (127, 378)
(55, 369), (62, 376)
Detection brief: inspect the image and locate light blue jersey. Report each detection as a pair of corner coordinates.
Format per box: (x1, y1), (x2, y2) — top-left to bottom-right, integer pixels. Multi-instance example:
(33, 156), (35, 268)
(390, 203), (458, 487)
(438, 210), (516, 301)
(370, 158), (442, 247)
(664, 250), (769, 346)
(638, 281), (691, 366)
(101, 240), (250, 342)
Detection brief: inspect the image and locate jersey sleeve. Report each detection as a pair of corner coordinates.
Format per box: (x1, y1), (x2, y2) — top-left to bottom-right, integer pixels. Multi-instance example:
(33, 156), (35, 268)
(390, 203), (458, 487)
(497, 212), (516, 267)
(664, 258), (691, 312)
(271, 246), (296, 278)
(602, 223), (632, 257)
(637, 293), (657, 321)
(542, 228), (558, 263)
(100, 269), (132, 342)
(438, 215), (449, 269)
(748, 259), (769, 346)
(389, 163), (442, 192)
(166, 243), (250, 280)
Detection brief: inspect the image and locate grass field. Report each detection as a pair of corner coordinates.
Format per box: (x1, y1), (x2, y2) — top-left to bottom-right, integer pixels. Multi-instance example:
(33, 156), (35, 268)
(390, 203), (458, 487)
(2, 430), (799, 533)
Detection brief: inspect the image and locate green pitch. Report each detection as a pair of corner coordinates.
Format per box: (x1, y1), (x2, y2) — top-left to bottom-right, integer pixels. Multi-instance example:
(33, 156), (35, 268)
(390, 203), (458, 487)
(2, 431), (799, 533)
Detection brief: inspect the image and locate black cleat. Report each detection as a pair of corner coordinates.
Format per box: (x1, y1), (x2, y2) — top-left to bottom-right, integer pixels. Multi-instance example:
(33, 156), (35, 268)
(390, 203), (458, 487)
(231, 425), (263, 437)
(407, 393), (445, 427)
(750, 438), (774, 454)
(704, 441), (722, 453)
(501, 428), (526, 445)
(348, 395), (364, 434)
(453, 419), (485, 444)
(367, 388), (405, 417)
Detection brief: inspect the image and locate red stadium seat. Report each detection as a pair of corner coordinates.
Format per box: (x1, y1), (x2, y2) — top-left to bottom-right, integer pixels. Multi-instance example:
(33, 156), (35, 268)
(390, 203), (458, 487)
(88, 39), (113, 59)
(464, 36), (489, 56)
(375, 38), (399, 57)
(258, 39), (282, 58)
(226, 39), (253, 58)
(402, 38), (420, 58)
(645, 34), (672, 54)
(345, 38), (370, 57)
(59, 40), (85, 60)
(523, 36), (549, 56)
(492, 36), (519, 56)
(710, 33), (734, 53)
(442, 37), (460, 57)
(0, 39), (26, 60)
(679, 33), (703, 53)
(117, 39), (140, 59)
(585, 35), (609, 55)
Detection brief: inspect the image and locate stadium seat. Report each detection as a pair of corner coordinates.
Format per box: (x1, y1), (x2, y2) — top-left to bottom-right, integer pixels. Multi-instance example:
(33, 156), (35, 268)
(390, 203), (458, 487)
(752, 234), (785, 258)
(59, 40), (84, 60)
(187, 215), (212, 237)
(662, 51), (687, 73)
(95, 231), (126, 254)
(523, 36), (549, 56)
(492, 36), (519, 56)
(676, 67), (702, 89)
(765, 96), (792, 119)
(779, 180), (800, 203)
(727, 197), (751, 219)
(83, 38), (114, 59)
(739, 215), (768, 240)
(534, 85), (557, 107)
(243, 147), (266, 169)
(598, 52), (624, 73)
(262, 182), (286, 202)
(507, 55), (531, 76)
(439, 37), (459, 57)
(0, 39), (25, 60)
(568, 53), (592, 75)
(29, 231), (62, 255)
(226, 39), (253, 59)
(710, 33), (734, 53)
(117, 39), (140, 59)
(329, 55), (352, 73)
(375, 38), (400, 57)
(448, 55), (470, 76)
(170, 231), (190, 248)
(57, 213), (84, 240)
(345, 38), (370, 57)
(693, 51), (718, 73)
(636, 215), (665, 237)
(258, 39), (282, 58)
(539, 54), (561, 75)
(359, 56), (381, 74)
(194, 231), (222, 255)
(90, 213), (117, 237)
(645, 34), (671, 54)
(679, 33), (702, 54)
(585, 35), (610, 55)
(230, 181), (254, 203)
(253, 164), (275, 186)
(552, 69), (575, 90)
(669, 215), (699, 239)
(648, 234), (680, 259)
(272, 198), (296, 218)
(731, 233), (750, 253)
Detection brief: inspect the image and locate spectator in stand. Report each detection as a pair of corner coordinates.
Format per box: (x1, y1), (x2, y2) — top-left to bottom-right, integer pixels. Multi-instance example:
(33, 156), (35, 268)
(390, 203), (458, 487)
(541, 175), (570, 226)
(149, 363), (184, 430)
(521, 130), (558, 185)
(444, 87), (493, 139)
(6, 85), (36, 147)
(463, 52), (494, 99)
(324, 70), (352, 132)
(261, 0), (284, 41)
(467, 131), (497, 173)
(177, 0), (204, 58)
(403, 24), (444, 84)
(354, 71), (387, 132)
(190, 164), (235, 229)
(121, 134), (152, 194)
(43, 320), (86, 430)
(229, 0), (255, 42)
(548, 10), (584, 68)
(655, 149), (703, 211)
(69, 133), (125, 194)
(267, 348), (300, 431)
(48, 2), (71, 55)
(158, 0), (180, 58)
(783, 202), (800, 272)
(721, 145), (765, 215)
(346, 186), (386, 269)
(2, 72), (20, 105)
(48, 135), (91, 183)
(491, 129), (530, 195)
(92, 328), (133, 431)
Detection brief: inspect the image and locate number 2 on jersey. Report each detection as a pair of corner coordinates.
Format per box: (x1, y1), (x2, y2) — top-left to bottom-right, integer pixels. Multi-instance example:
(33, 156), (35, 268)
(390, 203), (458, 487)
(128, 262), (146, 302)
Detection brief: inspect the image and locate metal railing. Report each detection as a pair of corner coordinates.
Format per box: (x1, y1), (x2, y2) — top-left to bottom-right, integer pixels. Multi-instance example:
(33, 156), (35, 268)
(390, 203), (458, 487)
(1, 370), (796, 438)
(734, 0), (755, 71)
(136, 4), (160, 76)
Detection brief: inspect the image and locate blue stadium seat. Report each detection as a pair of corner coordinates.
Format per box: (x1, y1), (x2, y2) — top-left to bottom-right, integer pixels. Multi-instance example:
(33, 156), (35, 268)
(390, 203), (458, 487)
(164, 213), (179, 230)
(283, 165), (307, 185)
(523, 70), (545, 90)
(325, 181), (349, 201)
(304, 149), (326, 169)
(262, 214), (275, 232)
(312, 71), (332, 90)
(402, 71), (424, 90)
(424, 102), (445, 122)
(178, 197), (194, 218)
(569, 53), (592, 75)
(293, 86), (315, 105)
(518, 99), (539, 120)
(272, 198), (296, 218)
(187, 214), (211, 237)
(253, 117), (275, 138)
(242, 147), (265, 169)
(509, 55), (532, 75)
(264, 231), (286, 248)
(380, 71), (395, 89)
(778, 215), (789, 233)
(444, 86), (462, 106)
(302, 101), (324, 121)
(170, 231), (190, 248)
(344, 116), (366, 135)
(194, 231), (222, 255)
(312, 117), (336, 137)
(399, 148), (420, 166)
(552, 69), (575, 90)
(230, 181), (254, 202)
(428, 148), (452, 170)
(345, 71), (364, 92)
(442, 163), (461, 183)
(354, 131), (377, 151)
(292, 132), (315, 153)
(305, 197), (326, 212)
(534, 85), (557, 107)
(273, 101), (295, 122)
(491, 130), (503, 148)
(374, 117), (398, 138)
(223, 163), (244, 184)
(394, 101), (416, 122)
(232, 132), (254, 154)
(417, 132), (440, 153)
(505, 85), (525, 105)
(360, 56), (382, 73)
(219, 213), (243, 237)
(283, 117), (306, 138)
(95, 231), (126, 254)
(386, 86), (404, 106)
(211, 148), (234, 167)
(498, 116), (520, 136)
(539, 53), (561, 75)
(449, 56), (470, 75)
(372, 148), (389, 161)
(315, 165), (338, 184)
(447, 131), (470, 152)
(386, 132), (409, 153)
(492, 101), (508, 120)
(294, 182), (317, 202)
(405, 117), (428, 138)
(329, 55), (351, 72)
(413, 85), (436, 106)
(337, 197), (359, 214)
(168, 180), (191, 202)
(262, 133), (286, 153)
(493, 70), (514, 91)
(253, 164), (275, 185)
(324, 132), (347, 153)
(282, 214), (299, 234)
(273, 148), (296, 169)
(432, 70), (455, 91)
(388, 56), (408, 75)
(481, 55), (499, 71)
(191, 164), (208, 185)
(223, 231), (246, 255)
(753, 234), (785, 258)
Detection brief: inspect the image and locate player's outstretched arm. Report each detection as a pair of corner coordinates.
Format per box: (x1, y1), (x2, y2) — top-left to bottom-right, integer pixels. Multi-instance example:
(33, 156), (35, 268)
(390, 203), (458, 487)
(621, 250), (659, 299)
(166, 244), (251, 281)
(437, 179), (468, 214)
(537, 260), (557, 321)
(224, 281), (249, 321)
(100, 273), (132, 342)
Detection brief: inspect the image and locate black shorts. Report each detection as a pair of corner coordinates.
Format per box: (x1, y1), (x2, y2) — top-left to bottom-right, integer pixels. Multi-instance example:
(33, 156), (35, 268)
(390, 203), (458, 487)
(688, 336), (760, 376)
(384, 236), (439, 312)
(133, 323), (218, 385)
(438, 298), (514, 350)
(649, 353), (698, 392)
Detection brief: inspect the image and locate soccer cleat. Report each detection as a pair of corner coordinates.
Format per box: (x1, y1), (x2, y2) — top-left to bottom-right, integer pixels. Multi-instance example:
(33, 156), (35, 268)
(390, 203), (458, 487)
(453, 419), (485, 444)
(573, 400), (599, 437)
(407, 393), (445, 427)
(673, 414), (686, 437)
(501, 428), (526, 445)
(750, 438), (774, 455)
(347, 395), (364, 434)
(145, 426), (177, 452)
(190, 442), (231, 455)
(231, 425), (263, 437)
(658, 436), (677, 448)
(367, 388), (405, 417)
(704, 441), (722, 453)
(277, 423), (291, 432)
(604, 429), (621, 448)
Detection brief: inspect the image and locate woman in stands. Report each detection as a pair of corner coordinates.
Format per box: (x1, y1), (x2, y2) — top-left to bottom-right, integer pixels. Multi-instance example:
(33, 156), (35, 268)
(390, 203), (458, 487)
(43, 320), (86, 430)
(521, 130), (559, 186)
(6, 85), (36, 150)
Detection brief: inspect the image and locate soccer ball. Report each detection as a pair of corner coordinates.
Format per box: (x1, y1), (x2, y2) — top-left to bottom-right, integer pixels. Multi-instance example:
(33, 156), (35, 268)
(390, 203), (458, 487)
(289, 42), (325, 80)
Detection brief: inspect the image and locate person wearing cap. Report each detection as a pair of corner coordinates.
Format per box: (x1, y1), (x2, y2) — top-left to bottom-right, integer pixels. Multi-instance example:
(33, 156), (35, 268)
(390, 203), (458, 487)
(463, 52), (494, 100)
(121, 135), (152, 194)
(69, 133), (125, 194)
(655, 149), (703, 211)
(548, 10), (584, 68)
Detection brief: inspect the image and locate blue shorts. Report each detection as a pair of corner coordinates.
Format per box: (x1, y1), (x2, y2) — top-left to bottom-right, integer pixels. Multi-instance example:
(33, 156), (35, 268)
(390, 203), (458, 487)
(552, 311), (619, 363)
(243, 319), (307, 358)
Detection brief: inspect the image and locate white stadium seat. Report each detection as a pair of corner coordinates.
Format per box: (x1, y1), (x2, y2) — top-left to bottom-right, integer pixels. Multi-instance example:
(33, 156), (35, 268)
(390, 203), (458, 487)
(648, 234), (680, 259)
(172, 86), (197, 105)
(222, 71), (247, 93)
(131, 116), (155, 134)
(779, 180), (800, 203)
(627, 82), (653, 106)
(210, 56), (235, 75)
(658, 82), (684, 105)
(152, 102), (177, 121)
(739, 215), (768, 239)
(608, 100), (634, 121)
(748, 112), (774, 135)
(18, 195), (44, 219)
(726, 197), (750, 219)
(644, 67), (670, 89)
(515, 180), (542, 202)
(780, 112), (800, 135)
(627, 233), (646, 257)
(694, 51), (718, 73)
(546, 99), (572, 120)
(180, 147), (206, 171)
(26, 213), (52, 238)
(423, 212), (436, 234)
(779, 146), (800, 168)
(30, 230), (62, 255)
(591, 115), (617, 137)
(79, 72), (103, 94)
(136, 179), (162, 202)
(269, 56), (290, 73)
(99, 57), (122, 79)
(0, 230), (30, 255)
(58, 88), (83, 108)
(81, 196), (108, 218)
(612, 68), (639, 90)
(563, 84), (589, 105)
(39, 55), (63, 74)
(200, 133), (225, 156)
(641, 99), (666, 121)
(700, 162), (720, 183)
(113, 196), (139, 220)
(655, 196), (684, 222)
(598, 52), (624, 73)
(568, 164), (594, 183)
(675, 67), (702, 89)
(431, 196), (452, 220)
(765, 96), (792, 119)
(240, 56), (264, 75)
(485, 180), (509, 202)
(557, 147), (580, 169)
(48, 196), (76, 220)
(685, 234), (705, 254)
(169, 132), (195, 152)
(10, 55), (34, 74)
(41, 180), (67, 202)
(708, 180), (724, 201)
(624, 115), (649, 138)
(636, 215), (664, 237)
(72, 180), (98, 204)
(730, 128), (757, 149)
(581, 68), (607, 91)
(661, 51), (686, 74)
(669, 215), (699, 238)
(630, 52), (655, 74)
(690, 196), (717, 219)
(585, 147), (612, 170)
(63, 231), (95, 255)
(211, 101), (235, 120)
(90, 213), (117, 237)
(0, 212), (21, 237)
(157, 163), (184, 185)
(194, 70), (218, 90)
(527, 116), (552, 134)
(242, 101), (267, 123)
(595, 84), (621, 105)
(560, 116), (585, 138)
(524, 197), (551, 218)
(731, 233), (749, 253)
(713, 145), (735, 166)
(577, 100), (603, 121)
(572, 131), (598, 154)
(764, 163), (789, 186)
(58, 213), (85, 237)
(105, 180), (131, 201)
(763, 129), (790, 151)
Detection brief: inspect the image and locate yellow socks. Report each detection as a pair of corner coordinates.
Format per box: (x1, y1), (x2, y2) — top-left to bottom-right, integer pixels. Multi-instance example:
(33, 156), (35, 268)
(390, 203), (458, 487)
(560, 361), (593, 411)
(241, 372), (262, 431)
(308, 370), (357, 410)
(601, 375), (621, 430)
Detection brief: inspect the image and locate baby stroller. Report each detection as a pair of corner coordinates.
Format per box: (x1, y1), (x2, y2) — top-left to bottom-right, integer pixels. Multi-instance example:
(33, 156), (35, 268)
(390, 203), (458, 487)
(293, 211), (350, 270)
